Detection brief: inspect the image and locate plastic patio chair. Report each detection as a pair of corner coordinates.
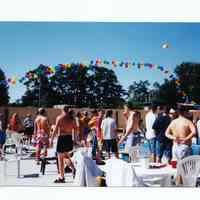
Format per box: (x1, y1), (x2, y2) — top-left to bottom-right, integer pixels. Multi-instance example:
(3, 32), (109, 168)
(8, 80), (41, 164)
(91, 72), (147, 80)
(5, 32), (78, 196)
(128, 146), (140, 163)
(177, 155), (200, 187)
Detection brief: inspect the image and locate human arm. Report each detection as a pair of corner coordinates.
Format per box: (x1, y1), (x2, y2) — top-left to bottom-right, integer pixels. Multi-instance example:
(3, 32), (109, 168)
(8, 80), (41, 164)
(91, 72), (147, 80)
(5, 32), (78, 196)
(165, 122), (176, 140)
(50, 117), (60, 147)
(33, 119), (37, 140)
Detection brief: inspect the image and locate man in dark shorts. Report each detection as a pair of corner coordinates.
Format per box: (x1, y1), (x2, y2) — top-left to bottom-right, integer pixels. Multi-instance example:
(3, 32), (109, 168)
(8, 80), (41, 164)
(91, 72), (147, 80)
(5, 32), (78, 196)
(101, 110), (118, 158)
(23, 114), (34, 145)
(50, 106), (77, 183)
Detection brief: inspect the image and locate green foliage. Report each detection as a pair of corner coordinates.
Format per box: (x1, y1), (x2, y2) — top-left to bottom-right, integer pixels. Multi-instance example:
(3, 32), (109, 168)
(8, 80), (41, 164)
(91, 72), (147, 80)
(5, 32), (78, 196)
(175, 62), (200, 103)
(0, 68), (9, 106)
(20, 64), (126, 108)
(128, 80), (150, 103)
(152, 79), (183, 107)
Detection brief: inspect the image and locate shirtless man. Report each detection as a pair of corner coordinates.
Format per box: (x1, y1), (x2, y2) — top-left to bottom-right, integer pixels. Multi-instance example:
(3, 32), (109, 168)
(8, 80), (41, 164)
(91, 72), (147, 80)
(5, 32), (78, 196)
(33, 108), (50, 164)
(165, 106), (196, 161)
(50, 106), (76, 183)
(119, 102), (140, 151)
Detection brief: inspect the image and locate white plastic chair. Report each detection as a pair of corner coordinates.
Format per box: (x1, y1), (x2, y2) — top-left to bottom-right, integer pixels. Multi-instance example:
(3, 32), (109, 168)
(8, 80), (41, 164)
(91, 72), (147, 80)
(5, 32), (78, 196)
(128, 146), (140, 163)
(73, 149), (103, 186)
(177, 155), (200, 187)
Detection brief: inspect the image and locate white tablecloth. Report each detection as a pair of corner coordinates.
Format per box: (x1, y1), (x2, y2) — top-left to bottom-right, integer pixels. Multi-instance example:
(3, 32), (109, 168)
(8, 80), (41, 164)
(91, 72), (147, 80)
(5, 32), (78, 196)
(133, 163), (176, 187)
(101, 159), (176, 187)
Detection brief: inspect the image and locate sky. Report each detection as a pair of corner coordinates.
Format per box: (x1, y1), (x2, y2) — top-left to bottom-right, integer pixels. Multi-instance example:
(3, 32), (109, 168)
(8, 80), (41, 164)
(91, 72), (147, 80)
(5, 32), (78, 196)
(0, 22), (200, 102)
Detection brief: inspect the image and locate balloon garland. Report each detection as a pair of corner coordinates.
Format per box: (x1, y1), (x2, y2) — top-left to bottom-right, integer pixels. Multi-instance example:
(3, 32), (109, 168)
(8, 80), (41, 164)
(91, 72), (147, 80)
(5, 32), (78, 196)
(0, 59), (184, 96)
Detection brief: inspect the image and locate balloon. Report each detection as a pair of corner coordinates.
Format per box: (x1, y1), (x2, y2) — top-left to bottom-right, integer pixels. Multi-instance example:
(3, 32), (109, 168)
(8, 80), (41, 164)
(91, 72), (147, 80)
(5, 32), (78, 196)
(162, 43), (170, 49)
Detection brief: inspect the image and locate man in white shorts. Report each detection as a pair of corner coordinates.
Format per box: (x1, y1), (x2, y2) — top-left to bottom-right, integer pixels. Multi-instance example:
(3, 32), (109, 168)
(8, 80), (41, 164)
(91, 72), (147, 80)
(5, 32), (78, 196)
(165, 106), (196, 161)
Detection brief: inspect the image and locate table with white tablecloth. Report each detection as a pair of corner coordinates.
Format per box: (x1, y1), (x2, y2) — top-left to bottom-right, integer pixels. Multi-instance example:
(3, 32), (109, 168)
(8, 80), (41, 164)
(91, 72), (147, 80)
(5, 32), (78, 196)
(132, 163), (176, 186)
(100, 159), (177, 187)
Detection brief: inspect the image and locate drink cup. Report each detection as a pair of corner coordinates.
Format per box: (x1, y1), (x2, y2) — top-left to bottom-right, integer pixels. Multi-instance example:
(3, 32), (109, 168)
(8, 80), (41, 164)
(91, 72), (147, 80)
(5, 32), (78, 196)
(170, 160), (177, 168)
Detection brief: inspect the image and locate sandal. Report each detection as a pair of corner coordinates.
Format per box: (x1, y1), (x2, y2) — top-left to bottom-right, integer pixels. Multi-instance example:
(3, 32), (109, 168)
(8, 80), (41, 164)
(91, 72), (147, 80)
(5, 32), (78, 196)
(54, 178), (66, 183)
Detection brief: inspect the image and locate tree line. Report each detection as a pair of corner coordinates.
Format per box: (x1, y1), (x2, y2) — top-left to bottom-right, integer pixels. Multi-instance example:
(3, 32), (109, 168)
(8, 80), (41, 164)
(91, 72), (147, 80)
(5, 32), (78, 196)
(1, 62), (200, 108)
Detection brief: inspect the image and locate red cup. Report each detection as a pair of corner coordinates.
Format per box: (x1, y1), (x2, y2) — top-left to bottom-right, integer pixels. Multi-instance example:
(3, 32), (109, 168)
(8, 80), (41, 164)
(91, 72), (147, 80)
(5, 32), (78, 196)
(171, 160), (177, 168)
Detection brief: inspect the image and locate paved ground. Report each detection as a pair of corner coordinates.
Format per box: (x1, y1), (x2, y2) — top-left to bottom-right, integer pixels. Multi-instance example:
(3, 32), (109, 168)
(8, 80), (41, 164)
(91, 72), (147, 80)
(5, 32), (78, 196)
(0, 155), (75, 187)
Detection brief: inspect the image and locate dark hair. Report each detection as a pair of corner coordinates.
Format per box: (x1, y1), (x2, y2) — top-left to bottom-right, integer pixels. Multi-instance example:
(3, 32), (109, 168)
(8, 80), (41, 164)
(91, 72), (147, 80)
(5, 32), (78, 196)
(91, 109), (98, 115)
(164, 106), (170, 114)
(177, 105), (187, 115)
(83, 111), (88, 116)
(150, 104), (157, 112)
(38, 108), (46, 116)
(126, 101), (135, 110)
(63, 105), (71, 113)
(68, 110), (74, 120)
(106, 110), (113, 118)
(76, 111), (82, 118)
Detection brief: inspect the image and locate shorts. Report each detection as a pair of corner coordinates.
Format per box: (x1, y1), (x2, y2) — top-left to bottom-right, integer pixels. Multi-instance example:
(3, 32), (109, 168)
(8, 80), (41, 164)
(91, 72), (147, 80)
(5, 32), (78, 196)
(172, 143), (192, 161)
(56, 135), (73, 153)
(24, 127), (34, 136)
(147, 138), (156, 155)
(36, 134), (49, 149)
(104, 139), (118, 153)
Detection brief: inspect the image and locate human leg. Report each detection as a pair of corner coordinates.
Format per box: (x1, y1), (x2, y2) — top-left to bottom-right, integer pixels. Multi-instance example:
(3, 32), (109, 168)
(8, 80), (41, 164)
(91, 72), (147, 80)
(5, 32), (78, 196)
(111, 139), (119, 158)
(35, 143), (42, 164)
(55, 153), (65, 182)
(156, 140), (164, 163)
(148, 138), (156, 162)
(92, 134), (98, 159)
(63, 152), (76, 178)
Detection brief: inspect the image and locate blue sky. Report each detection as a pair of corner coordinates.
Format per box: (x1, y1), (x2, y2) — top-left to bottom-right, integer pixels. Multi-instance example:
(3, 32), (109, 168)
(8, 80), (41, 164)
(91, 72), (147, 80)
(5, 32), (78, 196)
(0, 22), (200, 102)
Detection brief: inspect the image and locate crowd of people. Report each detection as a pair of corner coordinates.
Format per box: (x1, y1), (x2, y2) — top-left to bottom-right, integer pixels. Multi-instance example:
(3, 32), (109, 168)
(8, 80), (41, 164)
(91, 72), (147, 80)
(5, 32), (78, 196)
(0, 103), (200, 184)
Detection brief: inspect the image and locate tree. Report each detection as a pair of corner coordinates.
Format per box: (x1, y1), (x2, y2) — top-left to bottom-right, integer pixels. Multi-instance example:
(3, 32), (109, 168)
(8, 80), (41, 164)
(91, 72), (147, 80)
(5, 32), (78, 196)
(20, 64), (126, 108)
(128, 80), (150, 103)
(152, 79), (183, 107)
(174, 62), (200, 103)
(0, 68), (9, 106)
(87, 66), (127, 108)
(152, 62), (200, 106)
